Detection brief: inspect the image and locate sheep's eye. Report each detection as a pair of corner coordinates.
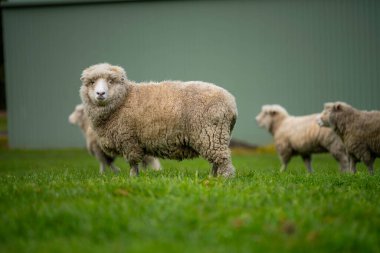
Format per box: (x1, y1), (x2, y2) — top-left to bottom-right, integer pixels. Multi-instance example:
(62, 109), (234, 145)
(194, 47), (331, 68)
(108, 79), (114, 84)
(88, 80), (95, 86)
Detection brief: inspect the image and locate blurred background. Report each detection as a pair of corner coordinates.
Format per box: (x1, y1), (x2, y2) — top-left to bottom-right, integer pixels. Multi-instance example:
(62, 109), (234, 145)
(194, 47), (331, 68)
(0, 0), (379, 148)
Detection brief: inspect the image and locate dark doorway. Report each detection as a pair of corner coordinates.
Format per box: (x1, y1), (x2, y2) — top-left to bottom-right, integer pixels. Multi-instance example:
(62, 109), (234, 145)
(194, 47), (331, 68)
(0, 9), (5, 110)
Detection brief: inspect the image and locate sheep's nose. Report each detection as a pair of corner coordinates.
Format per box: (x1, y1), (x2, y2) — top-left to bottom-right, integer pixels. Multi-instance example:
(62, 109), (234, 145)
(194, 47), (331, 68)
(96, 91), (105, 96)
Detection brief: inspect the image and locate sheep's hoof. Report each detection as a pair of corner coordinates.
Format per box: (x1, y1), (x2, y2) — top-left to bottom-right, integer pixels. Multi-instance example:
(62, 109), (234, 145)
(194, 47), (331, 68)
(221, 172), (235, 178)
(218, 168), (235, 178)
(129, 169), (139, 177)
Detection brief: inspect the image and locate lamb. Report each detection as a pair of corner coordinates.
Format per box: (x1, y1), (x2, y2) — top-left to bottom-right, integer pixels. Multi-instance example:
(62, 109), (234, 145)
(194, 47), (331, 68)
(317, 102), (380, 174)
(68, 103), (161, 174)
(256, 104), (348, 173)
(79, 63), (238, 177)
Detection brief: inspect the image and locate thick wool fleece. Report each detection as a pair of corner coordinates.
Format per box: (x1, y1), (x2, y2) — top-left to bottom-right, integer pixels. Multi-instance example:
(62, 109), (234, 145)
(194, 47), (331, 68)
(256, 104), (348, 173)
(68, 104), (161, 174)
(319, 102), (380, 174)
(80, 63), (237, 177)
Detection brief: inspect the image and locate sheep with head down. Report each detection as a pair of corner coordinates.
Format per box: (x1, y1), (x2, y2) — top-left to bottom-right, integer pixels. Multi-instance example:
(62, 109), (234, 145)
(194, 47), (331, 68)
(317, 101), (380, 174)
(256, 104), (348, 173)
(68, 104), (161, 174)
(79, 63), (237, 177)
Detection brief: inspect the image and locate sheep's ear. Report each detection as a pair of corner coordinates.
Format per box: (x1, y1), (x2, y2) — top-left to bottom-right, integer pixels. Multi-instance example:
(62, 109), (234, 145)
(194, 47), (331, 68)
(111, 66), (127, 81)
(121, 72), (127, 82)
(80, 72), (88, 82)
(333, 103), (342, 111)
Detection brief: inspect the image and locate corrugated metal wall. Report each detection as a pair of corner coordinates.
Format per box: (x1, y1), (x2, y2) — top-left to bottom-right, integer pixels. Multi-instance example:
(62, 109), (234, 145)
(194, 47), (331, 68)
(2, 0), (380, 148)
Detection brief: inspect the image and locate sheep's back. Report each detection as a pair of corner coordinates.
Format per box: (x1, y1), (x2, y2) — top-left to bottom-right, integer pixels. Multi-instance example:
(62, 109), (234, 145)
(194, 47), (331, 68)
(116, 81), (236, 159)
(341, 110), (380, 155)
(275, 114), (330, 153)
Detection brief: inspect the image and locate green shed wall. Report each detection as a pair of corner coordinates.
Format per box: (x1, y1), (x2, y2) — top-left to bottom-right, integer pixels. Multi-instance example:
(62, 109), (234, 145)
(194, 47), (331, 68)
(2, 0), (380, 148)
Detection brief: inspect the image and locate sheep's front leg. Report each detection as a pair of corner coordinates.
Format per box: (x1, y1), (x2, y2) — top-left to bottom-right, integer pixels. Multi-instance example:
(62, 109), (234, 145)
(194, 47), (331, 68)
(99, 163), (106, 174)
(327, 145), (349, 172)
(348, 154), (357, 173)
(125, 147), (143, 177)
(302, 155), (313, 173)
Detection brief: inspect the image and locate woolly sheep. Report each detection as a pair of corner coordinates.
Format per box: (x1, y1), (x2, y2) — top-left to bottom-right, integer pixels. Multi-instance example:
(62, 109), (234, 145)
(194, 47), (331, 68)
(68, 103), (161, 174)
(79, 63), (238, 177)
(256, 104), (348, 173)
(317, 102), (380, 174)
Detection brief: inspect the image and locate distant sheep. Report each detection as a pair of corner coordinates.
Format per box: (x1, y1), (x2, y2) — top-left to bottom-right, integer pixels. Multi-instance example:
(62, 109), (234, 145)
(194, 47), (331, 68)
(256, 104), (348, 173)
(79, 63), (237, 177)
(317, 102), (380, 174)
(68, 104), (161, 174)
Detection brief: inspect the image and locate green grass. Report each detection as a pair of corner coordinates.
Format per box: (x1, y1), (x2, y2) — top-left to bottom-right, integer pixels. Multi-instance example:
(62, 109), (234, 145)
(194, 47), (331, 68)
(0, 148), (379, 253)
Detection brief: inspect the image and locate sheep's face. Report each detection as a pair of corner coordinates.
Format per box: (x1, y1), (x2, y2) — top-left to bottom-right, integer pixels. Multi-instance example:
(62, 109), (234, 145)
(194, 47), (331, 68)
(317, 102), (349, 128)
(80, 63), (127, 107)
(255, 110), (273, 130)
(317, 103), (333, 127)
(256, 105), (288, 131)
(68, 104), (85, 125)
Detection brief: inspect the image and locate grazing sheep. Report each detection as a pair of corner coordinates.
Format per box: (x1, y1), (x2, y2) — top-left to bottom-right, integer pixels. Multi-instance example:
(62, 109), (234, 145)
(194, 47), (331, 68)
(317, 102), (380, 174)
(79, 63), (237, 177)
(256, 105), (348, 173)
(68, 104), (161, 174)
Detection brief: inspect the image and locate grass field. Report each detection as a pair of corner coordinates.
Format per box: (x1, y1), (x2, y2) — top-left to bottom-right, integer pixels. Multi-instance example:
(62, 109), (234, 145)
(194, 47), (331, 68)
(0, 148), (379, 253)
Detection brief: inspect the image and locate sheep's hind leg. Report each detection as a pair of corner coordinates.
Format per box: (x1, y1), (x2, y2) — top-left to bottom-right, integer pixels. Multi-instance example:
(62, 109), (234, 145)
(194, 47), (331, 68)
(129, 161), (139, 177)
(196, 137), (235, 177)
(142, 156), (162, 171)
(106, 156), (120, 174)
(208, 138), (235, 177)
(149, 158), (162, 171)
(93, 147), (109, 174)
(109, 164), (121, 174)
(211, 164), (218, 177)
(302, 155), (313, 173)
(212, 156), (235, 178)
(196, 122), (235, 178)
(362, 155), (375, 175)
